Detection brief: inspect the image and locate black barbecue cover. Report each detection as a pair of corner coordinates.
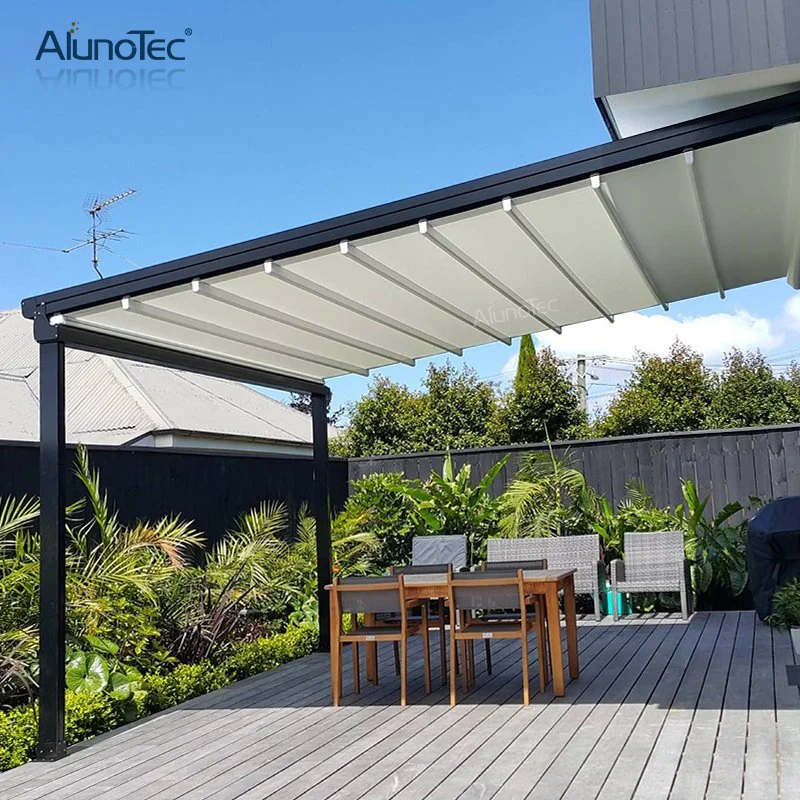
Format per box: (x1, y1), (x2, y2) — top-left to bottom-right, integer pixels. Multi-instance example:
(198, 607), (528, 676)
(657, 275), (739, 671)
(747, 497), (800, 620)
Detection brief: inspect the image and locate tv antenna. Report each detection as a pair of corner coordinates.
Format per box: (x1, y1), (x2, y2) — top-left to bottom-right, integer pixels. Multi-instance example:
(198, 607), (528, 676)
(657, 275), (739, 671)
(1, 188), (138, 279)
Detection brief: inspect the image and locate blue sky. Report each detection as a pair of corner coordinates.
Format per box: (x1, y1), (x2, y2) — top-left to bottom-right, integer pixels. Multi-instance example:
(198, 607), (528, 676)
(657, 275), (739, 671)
(3, 1), (799, 418)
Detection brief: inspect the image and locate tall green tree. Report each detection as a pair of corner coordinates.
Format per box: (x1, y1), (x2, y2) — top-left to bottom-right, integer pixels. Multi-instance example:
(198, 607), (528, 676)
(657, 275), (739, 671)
(707, 349), (800, 428)
(418, 362), (499, 450)
(496, 344), (584, 444)
(330, 377), (422, 457)
(514, 334), (538, 394)
(595, 342), (713, 436)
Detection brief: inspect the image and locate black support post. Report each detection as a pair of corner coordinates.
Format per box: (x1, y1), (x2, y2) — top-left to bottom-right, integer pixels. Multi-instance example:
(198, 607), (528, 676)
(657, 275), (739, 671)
(311, 392), (331, 653)
(37, 339), (67, 760)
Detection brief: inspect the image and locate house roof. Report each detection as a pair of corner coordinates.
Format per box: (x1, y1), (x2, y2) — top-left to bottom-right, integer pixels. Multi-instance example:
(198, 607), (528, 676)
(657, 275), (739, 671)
(0, 310), (333, 446)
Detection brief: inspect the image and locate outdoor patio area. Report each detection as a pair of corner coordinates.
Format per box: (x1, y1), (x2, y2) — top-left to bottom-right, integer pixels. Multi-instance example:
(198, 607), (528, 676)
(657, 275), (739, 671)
(1, 611), (797, 800)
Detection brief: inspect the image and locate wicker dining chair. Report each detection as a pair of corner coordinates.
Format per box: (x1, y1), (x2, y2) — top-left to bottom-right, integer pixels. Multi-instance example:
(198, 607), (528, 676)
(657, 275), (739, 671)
(609, 531), (692, 620)
(481, 559), (548, 678)
(446, 570), (548, 705)
(487, 535), (606, 620)
(329, 574), (431, 706)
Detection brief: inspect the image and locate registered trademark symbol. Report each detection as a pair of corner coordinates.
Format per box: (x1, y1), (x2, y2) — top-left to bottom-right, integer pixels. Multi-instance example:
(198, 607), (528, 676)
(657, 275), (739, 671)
(184, 28), (192, 36)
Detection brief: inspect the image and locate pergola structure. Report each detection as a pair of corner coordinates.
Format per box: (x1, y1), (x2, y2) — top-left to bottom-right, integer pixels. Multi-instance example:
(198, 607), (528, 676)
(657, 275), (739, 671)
(22, 90), (800, 760)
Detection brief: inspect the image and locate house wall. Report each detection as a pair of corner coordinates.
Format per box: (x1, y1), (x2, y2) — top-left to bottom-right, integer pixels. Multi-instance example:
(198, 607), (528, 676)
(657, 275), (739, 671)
(591, 0), (800, 97)
(0, 441), (348, 546)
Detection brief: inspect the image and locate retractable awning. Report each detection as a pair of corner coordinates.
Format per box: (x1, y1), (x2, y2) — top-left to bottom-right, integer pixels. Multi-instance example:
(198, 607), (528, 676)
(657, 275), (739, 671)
(23, 91), (800, 390)
(24, 88), (800, 763)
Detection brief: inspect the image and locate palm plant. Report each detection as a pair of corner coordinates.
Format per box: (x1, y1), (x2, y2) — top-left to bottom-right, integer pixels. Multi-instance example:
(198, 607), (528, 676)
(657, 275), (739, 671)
(499, 444), (596, 538)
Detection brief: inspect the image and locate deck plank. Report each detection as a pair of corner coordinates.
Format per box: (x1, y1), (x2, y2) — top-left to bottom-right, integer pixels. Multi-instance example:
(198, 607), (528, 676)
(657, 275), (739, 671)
(619, 612), (725, 800)
(564, 613), (707, 800)
(742, 616), (778, 800)
(705, 611), (755, 800)
(667, 611), (740, 800)
(1, 613), (797, 800)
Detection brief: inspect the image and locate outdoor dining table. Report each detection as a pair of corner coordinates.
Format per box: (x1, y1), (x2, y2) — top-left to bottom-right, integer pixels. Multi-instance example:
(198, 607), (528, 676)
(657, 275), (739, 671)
(355, 567), (579, 698)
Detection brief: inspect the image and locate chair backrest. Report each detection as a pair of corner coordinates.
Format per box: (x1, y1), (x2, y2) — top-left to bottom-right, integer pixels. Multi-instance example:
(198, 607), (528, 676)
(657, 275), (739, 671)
(449, 570), (524, 612)
(486, 534), (602, 593)
(623, 531), (684, 582)
(391, 563), (450, 575)
(483, 559), (547, 572)
(412, 535), (468, 571)
(333, 575), (402, 615)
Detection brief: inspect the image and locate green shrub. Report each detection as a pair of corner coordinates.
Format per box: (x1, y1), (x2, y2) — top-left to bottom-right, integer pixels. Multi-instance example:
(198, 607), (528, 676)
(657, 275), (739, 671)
(0, 705), (37, 771)
(143, 663), (228, 714)
(768, 579), (800, 629)
(0, 626), (317, 773)
(221, 625), (317, 682)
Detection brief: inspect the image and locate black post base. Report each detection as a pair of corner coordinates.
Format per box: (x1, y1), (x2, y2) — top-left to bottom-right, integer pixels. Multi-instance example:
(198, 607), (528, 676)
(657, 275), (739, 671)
(36, 740), (68, 761)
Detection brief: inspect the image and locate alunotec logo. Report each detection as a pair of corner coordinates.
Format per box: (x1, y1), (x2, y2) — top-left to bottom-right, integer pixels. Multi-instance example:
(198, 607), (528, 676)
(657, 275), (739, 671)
(36, 22), (190, 61)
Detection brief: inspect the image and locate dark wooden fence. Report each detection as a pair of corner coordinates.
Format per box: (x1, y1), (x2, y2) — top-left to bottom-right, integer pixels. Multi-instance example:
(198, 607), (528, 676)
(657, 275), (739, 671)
(348, 423), (800, 516)
(0, 441), (349, 546)
(5, 423), (800, 540)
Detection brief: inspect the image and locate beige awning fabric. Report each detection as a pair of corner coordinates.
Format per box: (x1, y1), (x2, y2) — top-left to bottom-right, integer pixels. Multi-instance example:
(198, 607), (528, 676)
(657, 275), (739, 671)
(29, 95), (800, 388)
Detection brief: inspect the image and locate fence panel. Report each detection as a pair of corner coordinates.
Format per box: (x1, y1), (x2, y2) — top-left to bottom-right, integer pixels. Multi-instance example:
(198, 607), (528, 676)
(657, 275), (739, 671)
(347, 424), (800, 510)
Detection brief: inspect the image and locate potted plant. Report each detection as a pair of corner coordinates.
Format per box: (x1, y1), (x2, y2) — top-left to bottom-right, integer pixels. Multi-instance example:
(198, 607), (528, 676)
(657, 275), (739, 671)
(768, 579), (800, 656)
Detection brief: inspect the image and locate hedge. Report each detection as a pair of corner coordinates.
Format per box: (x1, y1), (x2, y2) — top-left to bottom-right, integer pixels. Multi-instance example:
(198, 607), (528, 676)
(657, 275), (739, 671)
(0, 625), (318, 772)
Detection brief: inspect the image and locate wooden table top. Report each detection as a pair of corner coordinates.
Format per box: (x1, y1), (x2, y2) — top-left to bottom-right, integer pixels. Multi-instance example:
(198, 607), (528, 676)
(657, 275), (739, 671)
(325, 568), (576, 593)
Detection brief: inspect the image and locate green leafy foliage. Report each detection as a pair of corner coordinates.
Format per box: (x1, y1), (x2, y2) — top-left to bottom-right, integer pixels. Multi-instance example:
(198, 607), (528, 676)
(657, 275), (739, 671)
(768, 579), (800, 629)
(334, 472), (418, 570)
(594, 342), (714, 436)
(499, 445), (596, 539)
(589, 480), (676, 560)
(707, 349), (800, 428)
(0, 626), (317, 772)
(333, 363), (500, 457)
(400, 453), (508, 563)
(675, 479), (753, 602)
(495, 345), (585, 444)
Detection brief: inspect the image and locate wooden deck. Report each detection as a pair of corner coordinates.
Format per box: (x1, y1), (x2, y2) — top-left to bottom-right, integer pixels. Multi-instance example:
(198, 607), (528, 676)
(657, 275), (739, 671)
(1, 612), (798, 800)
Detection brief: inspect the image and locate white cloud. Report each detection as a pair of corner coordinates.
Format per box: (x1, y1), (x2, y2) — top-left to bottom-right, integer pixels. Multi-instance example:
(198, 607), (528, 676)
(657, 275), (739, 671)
(500, 305), (790, 414)
(534, 308), (782, 363)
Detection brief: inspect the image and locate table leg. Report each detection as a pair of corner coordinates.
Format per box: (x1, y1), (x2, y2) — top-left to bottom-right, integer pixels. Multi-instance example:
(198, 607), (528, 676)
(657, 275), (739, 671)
(545, 583), (565, 697)
(563, 575), (580, 680)
(364, 613), (377, 684)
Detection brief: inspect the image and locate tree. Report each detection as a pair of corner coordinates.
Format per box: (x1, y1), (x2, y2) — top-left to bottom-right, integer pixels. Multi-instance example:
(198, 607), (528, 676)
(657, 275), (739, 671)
(707, 349), (800, 428)
(329, 377), (422, 457)
(595, 341), (713, 436)
(514, 334), (538, 394)
(496, 344), (584, 444)
(417, 362), (499, 450)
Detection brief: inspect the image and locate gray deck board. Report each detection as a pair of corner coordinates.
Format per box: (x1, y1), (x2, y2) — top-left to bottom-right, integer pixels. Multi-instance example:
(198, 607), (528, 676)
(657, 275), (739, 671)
(1, 612), (797, 800)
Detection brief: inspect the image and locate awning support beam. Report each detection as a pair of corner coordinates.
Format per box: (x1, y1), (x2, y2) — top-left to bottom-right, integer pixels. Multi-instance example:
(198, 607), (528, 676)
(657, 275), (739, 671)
(419, 221), (563, 334)
(683, 150), (725, 299)
(590, 174), (669, 311)
(121, 297), (367, 376)
(339, 241), (512, 345)
(311, 392), (331, 653)
(36, 336), (67, 761)
(191, 280), (415, 367)
(264, 260), (463, 356)
(501, 197), (614, 323)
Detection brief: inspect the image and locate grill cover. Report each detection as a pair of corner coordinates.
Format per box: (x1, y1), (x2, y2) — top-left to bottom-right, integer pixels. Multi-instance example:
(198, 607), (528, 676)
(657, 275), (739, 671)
(747, 497), (800, 620)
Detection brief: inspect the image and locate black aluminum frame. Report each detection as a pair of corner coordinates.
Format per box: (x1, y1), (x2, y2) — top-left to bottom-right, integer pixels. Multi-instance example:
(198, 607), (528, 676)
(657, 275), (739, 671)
(22, 88), (800, 760)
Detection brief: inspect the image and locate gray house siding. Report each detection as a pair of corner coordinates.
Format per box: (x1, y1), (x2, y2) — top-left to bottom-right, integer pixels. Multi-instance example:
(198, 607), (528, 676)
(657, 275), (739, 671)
(591, 0), (800, 98)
